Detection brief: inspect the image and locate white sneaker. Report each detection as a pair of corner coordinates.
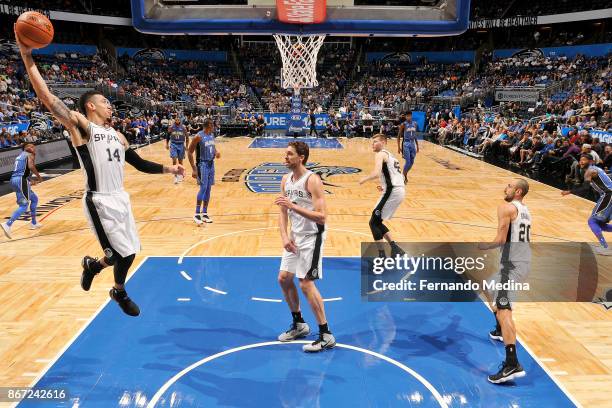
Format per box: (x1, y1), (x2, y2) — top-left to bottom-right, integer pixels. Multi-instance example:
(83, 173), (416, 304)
(174, 175), (179, 184)
(1, 222), (12, 239)
(303, 332), (336, 352)
(202, 213), (213, 223)
(193, 214), (204, 225)
(29, 223), (42, 230)
(278, 322), (310, 342)
(179, 175), (184, 182)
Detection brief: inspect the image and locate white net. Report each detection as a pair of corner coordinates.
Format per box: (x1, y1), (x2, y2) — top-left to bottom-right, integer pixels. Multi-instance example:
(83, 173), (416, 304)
(273, 34), (326, 91)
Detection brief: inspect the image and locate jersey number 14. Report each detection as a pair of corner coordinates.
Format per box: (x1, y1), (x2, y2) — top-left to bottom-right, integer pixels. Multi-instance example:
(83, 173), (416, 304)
(106, 148), (121, 162)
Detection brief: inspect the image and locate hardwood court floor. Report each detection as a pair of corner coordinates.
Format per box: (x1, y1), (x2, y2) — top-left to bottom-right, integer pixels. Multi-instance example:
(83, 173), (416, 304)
(0, 138), (610, 407)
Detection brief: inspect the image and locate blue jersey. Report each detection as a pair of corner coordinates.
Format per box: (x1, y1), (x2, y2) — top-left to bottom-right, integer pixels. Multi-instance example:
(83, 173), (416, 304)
(197, 132), (216, 163)
(403, 120), (417, 142)
(12, 151), (30, 179)
(589, 166), (612, 196)
(169, 125), (186, 144)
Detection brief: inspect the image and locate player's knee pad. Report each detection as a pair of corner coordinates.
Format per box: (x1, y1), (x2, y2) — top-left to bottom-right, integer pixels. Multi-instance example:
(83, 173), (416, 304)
(369, 211), (387, 241)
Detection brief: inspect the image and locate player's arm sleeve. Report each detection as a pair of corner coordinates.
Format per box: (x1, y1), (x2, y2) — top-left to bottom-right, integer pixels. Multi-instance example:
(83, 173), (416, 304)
(124, 148), (164, 174)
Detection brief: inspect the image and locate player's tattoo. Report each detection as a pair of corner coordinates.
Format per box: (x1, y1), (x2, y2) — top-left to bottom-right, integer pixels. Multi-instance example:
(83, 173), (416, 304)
(50, 97), (73, 125)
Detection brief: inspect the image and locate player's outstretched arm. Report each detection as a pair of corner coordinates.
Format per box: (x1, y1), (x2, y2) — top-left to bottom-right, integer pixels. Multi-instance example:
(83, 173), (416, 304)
(359, 151), (384, 184)
(14, 28), (85, 136)
(116, 132), (183, 176)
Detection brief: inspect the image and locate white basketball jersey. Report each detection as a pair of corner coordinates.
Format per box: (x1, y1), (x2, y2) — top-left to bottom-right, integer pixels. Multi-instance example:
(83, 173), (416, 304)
(501, 200), (532, 262)
(380, 150), (404, 189)
(75, 122), (125, 193)
(284, 170), (323, 235)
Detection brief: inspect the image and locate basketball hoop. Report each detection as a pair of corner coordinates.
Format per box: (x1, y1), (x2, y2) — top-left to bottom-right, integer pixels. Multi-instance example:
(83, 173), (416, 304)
(273, 34), (326, 93)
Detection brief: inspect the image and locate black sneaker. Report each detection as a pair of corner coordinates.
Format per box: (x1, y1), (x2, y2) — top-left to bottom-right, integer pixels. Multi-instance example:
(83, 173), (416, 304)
(109, 288), (140, 316)
(81, 256), (99, 291)
(488, 362), (526, 384)
(489, 328), (503, 342)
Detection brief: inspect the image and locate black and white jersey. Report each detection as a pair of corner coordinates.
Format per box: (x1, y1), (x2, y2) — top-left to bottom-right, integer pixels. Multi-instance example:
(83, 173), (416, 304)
(380, 149), (404, 190)
(75, 122), (125, 193)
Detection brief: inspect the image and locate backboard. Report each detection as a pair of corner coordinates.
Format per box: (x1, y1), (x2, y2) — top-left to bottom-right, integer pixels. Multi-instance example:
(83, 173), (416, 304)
(131, 0), (471, 37)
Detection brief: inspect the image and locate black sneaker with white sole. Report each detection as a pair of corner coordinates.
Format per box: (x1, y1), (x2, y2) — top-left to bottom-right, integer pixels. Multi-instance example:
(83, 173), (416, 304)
(202, 214), (213, 223)
(109, 288), (140, 316)
(489, 327), (503, 342)
(81, 256), (100, 291)
(488, 362), (526, 384)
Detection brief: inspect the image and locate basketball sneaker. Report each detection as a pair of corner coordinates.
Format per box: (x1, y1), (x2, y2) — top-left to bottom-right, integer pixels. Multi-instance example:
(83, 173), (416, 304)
(193, 214), (204, 225)
(81, 256), (101, 291)
(593, 245), (612, 256)
(1, 222), (12, 239)
(278, 322), (310, 342)
(109, 288), (140, 316)
(303, 332), (336, 352)
(489, 327), (503, 342)
(29, 222), (42, 230)
(202, 214), (213, 223)
(174, 175), (179, 184)
(488, 362), (525, 384)
(390, 242), (405, 258)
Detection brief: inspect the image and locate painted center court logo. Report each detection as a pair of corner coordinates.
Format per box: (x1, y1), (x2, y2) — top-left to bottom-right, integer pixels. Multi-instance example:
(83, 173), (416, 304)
(246, 162), (361, 193)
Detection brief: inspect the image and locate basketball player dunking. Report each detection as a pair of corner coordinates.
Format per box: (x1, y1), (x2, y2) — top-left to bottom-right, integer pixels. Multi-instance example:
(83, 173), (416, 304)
(1, 143), (43, 239)
(15, 30), (184, 316)
(187, 118), (219, 225)
(166, 117), (189, 184)
(275, 141), (336, 352)
(397, 112), (419, 184)
(479, 179), (531, 383)
(359, 134), (406, 258)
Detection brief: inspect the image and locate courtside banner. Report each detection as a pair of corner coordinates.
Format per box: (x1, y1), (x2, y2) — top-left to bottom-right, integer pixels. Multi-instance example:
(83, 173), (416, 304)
(361, 242), (606, 303)
(276, 0), (327, 24)
(0, 139), (72, 178)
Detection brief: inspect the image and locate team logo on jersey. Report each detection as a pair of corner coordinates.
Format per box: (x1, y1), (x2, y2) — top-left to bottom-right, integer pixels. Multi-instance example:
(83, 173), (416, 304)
(245, 162), (361, 194)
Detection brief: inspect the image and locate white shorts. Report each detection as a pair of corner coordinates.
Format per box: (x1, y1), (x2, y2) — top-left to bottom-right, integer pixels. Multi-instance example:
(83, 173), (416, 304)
(83, 190), (141, 258)
(280, 230), (326, 280)
(488, 261), (530, 310)
(374, 186), (405, 220)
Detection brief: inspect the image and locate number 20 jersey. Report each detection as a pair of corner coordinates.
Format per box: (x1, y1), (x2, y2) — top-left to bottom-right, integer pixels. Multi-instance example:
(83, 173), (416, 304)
(501, 200), (532, 263)
(75, 122), (125, 193)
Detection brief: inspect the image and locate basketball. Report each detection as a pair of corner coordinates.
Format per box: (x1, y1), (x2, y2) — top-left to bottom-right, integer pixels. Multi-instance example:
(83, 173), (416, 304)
(15, 11), (54, 49)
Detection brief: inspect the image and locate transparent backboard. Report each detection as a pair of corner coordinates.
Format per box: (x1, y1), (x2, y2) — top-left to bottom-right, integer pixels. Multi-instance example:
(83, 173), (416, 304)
(131, 0), (471, 36)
